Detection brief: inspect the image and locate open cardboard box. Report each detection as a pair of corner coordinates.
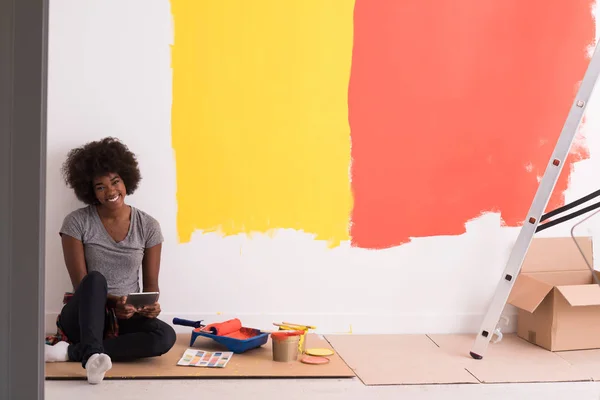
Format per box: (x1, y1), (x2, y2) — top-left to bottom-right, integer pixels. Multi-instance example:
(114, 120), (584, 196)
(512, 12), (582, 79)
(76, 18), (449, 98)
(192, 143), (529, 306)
(508, 236), (600, 351)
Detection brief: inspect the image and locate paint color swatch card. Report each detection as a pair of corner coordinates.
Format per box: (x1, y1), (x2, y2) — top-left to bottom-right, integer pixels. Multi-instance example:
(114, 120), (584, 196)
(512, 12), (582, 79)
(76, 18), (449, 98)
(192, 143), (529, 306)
(177, 348), (233, 368)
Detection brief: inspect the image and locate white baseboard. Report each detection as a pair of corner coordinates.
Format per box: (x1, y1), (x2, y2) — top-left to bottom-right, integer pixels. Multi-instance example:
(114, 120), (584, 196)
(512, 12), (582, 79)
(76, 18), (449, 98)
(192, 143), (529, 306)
(45, 311), (517, 336)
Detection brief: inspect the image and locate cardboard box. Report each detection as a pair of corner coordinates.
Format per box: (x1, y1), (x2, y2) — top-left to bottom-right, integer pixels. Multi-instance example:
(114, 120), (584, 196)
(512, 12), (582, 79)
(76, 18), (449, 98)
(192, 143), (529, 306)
(507, 236), (600, 351)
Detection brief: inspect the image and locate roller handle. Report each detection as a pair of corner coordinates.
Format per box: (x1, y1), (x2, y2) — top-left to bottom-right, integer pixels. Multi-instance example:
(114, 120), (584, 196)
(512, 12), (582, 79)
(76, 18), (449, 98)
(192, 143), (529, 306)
(173, 317), (203, 328)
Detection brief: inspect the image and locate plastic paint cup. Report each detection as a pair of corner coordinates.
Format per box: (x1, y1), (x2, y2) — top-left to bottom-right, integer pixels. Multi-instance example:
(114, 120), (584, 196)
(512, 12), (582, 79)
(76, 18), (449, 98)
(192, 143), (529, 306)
(271, 331), (302, 362)
(278, 324), (310, 354)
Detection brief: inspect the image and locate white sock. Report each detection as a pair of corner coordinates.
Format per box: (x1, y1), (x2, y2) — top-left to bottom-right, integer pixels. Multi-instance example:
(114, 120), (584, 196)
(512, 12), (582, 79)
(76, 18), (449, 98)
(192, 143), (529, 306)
(45, 341), (70, 362)
(85, 353), (112, 385)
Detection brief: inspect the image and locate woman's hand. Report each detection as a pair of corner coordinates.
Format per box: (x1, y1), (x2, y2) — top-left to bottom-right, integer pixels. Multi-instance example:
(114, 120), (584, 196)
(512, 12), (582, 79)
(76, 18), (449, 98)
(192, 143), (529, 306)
(114, 296), (136, 320)
(137, 302), (161, 319)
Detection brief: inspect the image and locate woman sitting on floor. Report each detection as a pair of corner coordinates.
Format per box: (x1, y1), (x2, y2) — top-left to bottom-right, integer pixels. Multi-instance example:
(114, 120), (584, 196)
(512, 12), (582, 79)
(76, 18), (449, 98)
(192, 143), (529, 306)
(45, 137), (177, 384)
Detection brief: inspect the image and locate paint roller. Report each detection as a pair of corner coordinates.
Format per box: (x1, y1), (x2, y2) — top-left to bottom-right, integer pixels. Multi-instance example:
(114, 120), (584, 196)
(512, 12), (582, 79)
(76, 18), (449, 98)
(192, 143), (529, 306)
(204, 318), (243, 336)
(173, 317), (243, 336)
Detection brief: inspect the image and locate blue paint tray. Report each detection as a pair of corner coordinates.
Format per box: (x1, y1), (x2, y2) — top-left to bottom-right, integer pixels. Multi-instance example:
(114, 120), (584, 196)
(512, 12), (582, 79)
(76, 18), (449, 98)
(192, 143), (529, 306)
(173, 318), (269, 354)
(190, 328), (269, 354)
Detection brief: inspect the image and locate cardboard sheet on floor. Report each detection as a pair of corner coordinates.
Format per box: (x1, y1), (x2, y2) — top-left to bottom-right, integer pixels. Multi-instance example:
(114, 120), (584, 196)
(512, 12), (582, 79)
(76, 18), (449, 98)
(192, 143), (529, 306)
(556, 349), (600, 381)
(325, 334), (478, 385)
(428, 333), (592, 383)
(45, 334), (354, 380)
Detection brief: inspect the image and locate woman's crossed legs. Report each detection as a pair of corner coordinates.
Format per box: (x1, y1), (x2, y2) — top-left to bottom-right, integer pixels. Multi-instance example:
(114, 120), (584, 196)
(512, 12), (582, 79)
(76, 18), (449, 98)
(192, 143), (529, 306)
(45, 271), (176, 384)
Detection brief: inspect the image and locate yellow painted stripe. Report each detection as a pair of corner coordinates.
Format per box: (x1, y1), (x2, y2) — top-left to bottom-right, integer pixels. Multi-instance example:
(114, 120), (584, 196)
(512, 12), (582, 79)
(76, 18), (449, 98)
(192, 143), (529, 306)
(170, 0), (355, 247)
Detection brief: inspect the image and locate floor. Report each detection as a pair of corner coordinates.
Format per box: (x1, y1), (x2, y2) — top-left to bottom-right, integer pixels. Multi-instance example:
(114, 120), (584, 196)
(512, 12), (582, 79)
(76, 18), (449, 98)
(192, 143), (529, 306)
(45, 379), (600, 400)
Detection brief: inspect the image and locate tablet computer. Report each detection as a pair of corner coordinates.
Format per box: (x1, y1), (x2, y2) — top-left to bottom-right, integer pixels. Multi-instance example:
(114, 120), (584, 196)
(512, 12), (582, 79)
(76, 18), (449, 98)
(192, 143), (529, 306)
(126, 292), (159, 308)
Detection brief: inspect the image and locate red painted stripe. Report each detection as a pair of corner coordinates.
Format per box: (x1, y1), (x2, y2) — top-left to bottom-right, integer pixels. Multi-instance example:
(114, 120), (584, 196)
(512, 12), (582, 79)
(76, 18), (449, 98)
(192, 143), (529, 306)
(349, 0), (594, 249)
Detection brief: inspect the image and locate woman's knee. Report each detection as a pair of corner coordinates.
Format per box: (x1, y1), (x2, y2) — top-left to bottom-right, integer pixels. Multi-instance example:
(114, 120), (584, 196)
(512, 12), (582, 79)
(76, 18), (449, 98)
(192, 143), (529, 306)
(161, 323), (177, 352)
(80, 271), (107, 292)
(151, 322), (176, 356)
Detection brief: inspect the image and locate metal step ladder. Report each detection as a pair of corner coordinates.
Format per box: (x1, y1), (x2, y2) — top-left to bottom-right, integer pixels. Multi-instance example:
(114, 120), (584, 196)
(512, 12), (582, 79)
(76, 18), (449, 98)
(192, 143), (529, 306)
(470, 42), (600, 360)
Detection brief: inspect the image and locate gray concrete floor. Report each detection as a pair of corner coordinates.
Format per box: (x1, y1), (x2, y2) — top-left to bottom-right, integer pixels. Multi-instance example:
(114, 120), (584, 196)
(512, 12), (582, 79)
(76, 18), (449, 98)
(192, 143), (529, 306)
(45, 378), (600, 400)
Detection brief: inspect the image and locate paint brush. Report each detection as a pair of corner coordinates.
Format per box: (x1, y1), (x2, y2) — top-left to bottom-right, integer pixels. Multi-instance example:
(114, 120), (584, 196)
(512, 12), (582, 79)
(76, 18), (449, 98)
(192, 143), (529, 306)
(283, 322), (317, 329)
(262, 330), (305, 335)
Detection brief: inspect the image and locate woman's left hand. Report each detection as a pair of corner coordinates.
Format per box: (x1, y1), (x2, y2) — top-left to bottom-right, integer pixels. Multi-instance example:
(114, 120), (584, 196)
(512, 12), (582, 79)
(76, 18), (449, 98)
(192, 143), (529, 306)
(137, 302), (161, 319)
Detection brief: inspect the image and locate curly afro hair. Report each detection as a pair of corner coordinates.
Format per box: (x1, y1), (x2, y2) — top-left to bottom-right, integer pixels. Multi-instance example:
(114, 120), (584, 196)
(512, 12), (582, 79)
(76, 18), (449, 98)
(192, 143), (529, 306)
(61, 137), (142, 205)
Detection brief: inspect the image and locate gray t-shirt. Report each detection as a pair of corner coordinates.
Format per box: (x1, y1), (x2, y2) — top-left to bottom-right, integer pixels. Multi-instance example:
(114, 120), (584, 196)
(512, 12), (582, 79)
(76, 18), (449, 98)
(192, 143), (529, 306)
(59, 205), (164, 296)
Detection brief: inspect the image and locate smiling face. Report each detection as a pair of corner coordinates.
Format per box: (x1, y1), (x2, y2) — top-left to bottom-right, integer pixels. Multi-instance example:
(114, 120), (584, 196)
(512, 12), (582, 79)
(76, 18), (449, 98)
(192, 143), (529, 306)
(93, 172), (127, 209)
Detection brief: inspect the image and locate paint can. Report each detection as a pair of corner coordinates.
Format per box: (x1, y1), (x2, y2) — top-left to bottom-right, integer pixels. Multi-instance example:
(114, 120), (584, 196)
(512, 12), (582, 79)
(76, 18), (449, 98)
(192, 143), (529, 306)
(271, 331), (302, 362)
(277, 324), (312, 354)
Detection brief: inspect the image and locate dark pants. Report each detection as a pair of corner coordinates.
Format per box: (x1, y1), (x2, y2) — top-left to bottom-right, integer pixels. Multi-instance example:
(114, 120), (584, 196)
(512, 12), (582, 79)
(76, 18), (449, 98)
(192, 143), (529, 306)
(59, 271), (177, 367)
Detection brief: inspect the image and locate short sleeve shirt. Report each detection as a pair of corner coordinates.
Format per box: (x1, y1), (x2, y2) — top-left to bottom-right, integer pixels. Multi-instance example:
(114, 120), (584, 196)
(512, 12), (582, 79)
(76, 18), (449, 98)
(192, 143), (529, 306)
(59, 205), (163, 296)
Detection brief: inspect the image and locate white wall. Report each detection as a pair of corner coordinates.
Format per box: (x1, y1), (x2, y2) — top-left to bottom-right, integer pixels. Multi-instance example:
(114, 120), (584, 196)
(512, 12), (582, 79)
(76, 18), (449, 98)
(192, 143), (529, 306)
(46, 0), (600, 337)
